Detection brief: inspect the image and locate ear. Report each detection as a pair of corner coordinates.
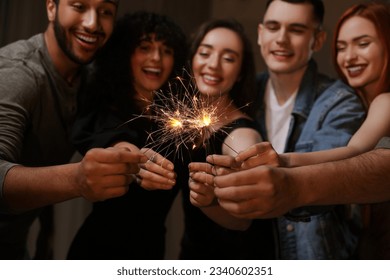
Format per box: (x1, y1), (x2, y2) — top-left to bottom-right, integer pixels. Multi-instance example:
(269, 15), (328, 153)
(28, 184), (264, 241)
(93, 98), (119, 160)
(46, 0), (57, 22)
(257, 23), (263, 46)
(312, 30), (326, 52)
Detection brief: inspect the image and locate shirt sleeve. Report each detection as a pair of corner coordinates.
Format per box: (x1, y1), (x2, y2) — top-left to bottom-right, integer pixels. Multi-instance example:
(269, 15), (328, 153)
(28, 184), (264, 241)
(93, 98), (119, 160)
(0, 59), (39, 208)
(286, 80), (366, 221)
(375, 137), (390, 149)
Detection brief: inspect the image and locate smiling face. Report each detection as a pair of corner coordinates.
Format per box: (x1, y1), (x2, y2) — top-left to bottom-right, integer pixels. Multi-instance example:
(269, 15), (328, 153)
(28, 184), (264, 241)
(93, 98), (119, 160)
(131, 33), (174, 96)
(50, 0), (117, 65)
(336, 16), (385, 101)
(192, 27), (243, 98)
(258, 0), (324, 76)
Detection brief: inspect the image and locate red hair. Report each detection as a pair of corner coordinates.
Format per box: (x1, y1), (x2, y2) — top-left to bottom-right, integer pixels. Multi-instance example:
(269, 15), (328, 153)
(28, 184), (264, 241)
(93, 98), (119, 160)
(332, 1), (390, 94)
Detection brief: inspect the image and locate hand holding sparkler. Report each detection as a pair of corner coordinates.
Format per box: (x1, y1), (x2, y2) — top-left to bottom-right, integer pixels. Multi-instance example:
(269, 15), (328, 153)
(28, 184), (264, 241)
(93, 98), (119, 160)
(234, 142), (284, 169)
(137, 148), (176, 190)
(113, 142), (176, 190)
(189, 161), (252, 230)
(188, 157), (240, 208)
(188, 162), (216, 207)
(77, 147), (147, 201)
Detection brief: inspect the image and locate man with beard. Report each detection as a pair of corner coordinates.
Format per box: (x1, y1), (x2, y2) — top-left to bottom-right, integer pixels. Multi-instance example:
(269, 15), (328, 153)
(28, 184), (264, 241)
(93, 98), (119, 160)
(0, 0), (147, 259)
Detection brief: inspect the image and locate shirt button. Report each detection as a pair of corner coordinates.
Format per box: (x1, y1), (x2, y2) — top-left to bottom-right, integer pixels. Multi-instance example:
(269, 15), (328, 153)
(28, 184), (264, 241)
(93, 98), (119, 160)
(286, 224), (294, 232)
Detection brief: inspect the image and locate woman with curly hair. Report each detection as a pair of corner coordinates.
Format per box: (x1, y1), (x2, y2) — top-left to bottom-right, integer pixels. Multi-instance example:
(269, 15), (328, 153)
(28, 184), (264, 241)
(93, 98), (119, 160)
(67, 11), (187, 260)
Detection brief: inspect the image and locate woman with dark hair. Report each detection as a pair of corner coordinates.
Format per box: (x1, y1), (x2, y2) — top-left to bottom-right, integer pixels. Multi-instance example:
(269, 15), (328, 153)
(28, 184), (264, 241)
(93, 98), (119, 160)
(179, 18), (275, 260)
(67, 11), (187, 259)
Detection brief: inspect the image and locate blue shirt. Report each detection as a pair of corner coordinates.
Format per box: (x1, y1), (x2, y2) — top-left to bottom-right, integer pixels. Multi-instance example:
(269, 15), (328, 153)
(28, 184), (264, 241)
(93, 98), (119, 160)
(255, 60), (366, 259)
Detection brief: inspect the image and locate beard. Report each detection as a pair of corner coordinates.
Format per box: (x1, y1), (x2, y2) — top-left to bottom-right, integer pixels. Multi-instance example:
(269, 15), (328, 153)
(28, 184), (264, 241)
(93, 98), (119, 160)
(53, 14), (98, 65)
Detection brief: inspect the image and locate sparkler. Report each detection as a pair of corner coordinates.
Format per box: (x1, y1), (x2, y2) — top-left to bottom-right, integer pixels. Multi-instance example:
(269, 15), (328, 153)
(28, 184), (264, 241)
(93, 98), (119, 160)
(123, 74), (244, 161)
(142, 75), (221, 161)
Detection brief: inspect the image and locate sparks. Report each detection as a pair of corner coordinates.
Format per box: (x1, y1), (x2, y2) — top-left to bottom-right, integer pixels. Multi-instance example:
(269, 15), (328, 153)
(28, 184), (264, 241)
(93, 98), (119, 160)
(121, 73), (245, 161)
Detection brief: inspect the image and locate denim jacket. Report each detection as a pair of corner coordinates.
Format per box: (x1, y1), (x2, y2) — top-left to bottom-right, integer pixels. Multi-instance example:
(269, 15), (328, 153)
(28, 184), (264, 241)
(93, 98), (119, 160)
(254, 60), (366, 259)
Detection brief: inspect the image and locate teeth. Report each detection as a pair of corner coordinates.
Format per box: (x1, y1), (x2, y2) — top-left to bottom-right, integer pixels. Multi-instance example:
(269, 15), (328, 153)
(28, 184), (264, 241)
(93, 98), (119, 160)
(273, 51), (291, 56)
(203, 74), (220, 82)
(144, 67), (161, 74)
(348, 66), (364, 73)
(76, 34), (97, 43)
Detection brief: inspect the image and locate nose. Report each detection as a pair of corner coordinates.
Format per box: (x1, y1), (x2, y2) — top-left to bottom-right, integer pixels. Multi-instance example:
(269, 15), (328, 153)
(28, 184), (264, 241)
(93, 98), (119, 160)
(207, 53), (220, 69)
(83, 10), (100, 33)
(276, 28), (288, 45)
(150, 48), (162, 61)
(345, 46), (358, 63)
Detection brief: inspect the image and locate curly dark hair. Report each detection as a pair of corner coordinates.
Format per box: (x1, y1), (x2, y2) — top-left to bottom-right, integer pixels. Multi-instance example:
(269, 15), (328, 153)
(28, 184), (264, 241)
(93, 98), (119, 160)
(188, 18), (256, 117)
(89, 11), (187, 115)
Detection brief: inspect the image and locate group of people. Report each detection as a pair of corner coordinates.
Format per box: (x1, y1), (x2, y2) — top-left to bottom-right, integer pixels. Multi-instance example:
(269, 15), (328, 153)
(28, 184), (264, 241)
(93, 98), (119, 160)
(0, 0), (389, 260)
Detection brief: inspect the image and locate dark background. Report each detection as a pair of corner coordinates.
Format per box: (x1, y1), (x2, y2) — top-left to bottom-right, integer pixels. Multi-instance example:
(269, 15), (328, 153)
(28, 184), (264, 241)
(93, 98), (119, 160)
(1, 0), (383, 77)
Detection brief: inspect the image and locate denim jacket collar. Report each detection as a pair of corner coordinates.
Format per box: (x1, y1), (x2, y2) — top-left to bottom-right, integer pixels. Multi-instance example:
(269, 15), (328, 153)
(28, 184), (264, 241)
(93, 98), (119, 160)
(255, 59), (333, 142)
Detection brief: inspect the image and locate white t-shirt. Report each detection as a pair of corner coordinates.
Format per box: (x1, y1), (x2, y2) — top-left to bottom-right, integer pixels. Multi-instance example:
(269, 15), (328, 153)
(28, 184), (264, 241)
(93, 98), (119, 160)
(264, 81), (297, 153)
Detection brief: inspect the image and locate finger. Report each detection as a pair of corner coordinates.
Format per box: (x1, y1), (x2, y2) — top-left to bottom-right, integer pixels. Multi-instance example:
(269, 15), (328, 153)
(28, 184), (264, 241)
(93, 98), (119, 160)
(190, 172), (214, 186)
(214, 185), (252, 202)
(213, 166), (236, 176)
(213, 167), (260, 189)
(141, 148), (174, 170)
(189, 188), (214, 207)
(189, 179), (212, 195)
(240, 156), (264, 169)
(138, 167), (176, 186)
(189, 191), (204, 208)
(241, 149), (280, 169)
(82, 161), (140, 177)
(86, 148), (147, 164)
(188, 162), (214, 174)
(235, 142), (274, 162)
(206, 154), (240, 169)
(144, 160), (176, 180)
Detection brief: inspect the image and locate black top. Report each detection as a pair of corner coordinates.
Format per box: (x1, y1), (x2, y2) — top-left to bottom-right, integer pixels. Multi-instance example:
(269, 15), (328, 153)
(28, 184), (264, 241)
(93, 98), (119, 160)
(180, 118), (275, 260)
(68, 85), (184, 260)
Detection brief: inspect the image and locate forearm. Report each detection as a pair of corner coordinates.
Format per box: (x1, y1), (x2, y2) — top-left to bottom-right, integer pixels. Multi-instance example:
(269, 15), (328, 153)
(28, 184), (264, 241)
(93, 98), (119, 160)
(2, 163), (80, 212)
(288, 148), (390, 206)
(285, 146), (362, 168)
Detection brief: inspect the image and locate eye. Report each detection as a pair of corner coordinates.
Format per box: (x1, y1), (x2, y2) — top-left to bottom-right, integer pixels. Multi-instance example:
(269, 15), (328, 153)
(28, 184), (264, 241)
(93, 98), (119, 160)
(197, 47), (210, 57)
(163, 47), (174, 56)
(265, 23), (279, 32)
(98, 8), (115, 17)
(222, 54), (235, 63)
(358, 41), (370, 48)
(289, 28), (305, 34)
(138, 43), (151, 52)
(72, 2), (85, 12)
(336, 43), (346, 52)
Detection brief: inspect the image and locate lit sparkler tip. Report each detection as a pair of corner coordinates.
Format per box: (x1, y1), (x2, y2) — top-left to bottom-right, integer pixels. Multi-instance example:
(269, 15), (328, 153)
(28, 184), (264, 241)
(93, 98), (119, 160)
(201, 113), (212, 126)
(168, 117), (183, 128)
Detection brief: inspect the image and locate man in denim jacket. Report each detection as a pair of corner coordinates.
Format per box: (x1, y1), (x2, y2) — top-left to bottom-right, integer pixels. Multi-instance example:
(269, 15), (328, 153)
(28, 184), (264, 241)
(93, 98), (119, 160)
(251, 0), (365, 259)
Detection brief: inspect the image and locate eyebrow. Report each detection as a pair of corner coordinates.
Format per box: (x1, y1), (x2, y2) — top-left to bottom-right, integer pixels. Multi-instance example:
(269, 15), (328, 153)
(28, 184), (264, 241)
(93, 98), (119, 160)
(264, 20), (310, 30)
(104, 0), (119, 6)
(337, 34), (372, 44)
(199, 43), (241, 56)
